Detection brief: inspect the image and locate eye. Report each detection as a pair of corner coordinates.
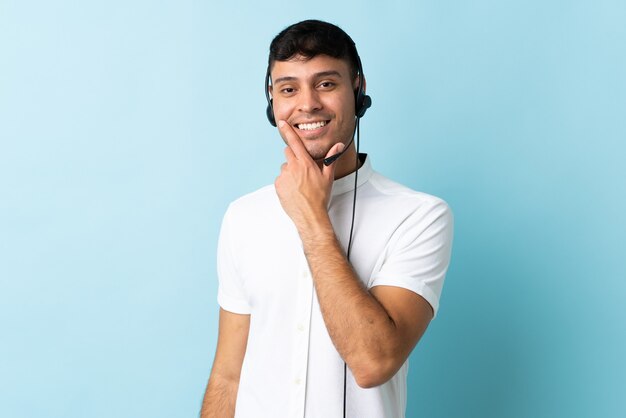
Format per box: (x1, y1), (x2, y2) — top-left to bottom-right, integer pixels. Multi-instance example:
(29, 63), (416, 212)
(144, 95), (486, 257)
(318, 81), (335, 89)
(280, 87), (296, 96)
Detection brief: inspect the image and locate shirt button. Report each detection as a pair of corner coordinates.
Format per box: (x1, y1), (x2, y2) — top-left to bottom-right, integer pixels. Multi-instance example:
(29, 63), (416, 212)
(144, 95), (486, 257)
(294, 378), (302, 385)
(301, 271), (308, 278)
(297, 323), (305, 331)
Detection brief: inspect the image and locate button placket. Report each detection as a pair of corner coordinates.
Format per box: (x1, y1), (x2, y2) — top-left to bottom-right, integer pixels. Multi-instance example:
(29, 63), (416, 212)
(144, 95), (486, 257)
(287, 257), (314, 418)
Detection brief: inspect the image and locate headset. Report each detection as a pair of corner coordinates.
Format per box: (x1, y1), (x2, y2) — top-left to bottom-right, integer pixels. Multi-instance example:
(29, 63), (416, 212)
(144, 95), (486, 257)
(265, 47), (372, 418)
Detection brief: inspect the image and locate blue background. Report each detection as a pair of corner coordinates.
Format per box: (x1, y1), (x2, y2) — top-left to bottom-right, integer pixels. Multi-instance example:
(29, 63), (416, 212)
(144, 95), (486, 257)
(1, 1), (624, 417)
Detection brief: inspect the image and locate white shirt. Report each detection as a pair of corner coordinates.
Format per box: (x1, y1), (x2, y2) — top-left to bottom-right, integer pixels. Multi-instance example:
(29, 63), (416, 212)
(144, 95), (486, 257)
(217, 156), (453, 417)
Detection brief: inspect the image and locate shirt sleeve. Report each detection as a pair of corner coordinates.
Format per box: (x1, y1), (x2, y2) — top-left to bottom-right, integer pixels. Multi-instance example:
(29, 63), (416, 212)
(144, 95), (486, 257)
(216, 206), (252, 314)
(369, 199), (453, 318)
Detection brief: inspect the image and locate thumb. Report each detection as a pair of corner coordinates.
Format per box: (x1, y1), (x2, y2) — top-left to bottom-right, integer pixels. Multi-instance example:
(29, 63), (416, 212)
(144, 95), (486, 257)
(322, 142), (345, 180)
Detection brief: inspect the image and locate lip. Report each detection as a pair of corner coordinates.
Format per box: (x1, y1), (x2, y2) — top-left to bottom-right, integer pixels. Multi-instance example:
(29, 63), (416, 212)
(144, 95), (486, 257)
(293, 119), (331, 139)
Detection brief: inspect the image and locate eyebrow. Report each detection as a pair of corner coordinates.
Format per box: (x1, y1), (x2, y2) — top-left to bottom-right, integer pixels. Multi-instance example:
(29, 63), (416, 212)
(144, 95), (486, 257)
(273, 70), (343, 85)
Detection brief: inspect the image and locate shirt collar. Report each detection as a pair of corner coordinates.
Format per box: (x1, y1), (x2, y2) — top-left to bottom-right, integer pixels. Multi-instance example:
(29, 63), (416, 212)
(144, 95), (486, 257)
(331, 153), (373, 196)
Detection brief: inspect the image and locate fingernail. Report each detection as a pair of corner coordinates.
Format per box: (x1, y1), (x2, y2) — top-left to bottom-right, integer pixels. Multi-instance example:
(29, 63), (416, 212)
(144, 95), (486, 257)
(337, 143), (345, 152)
(278, 120), (286, 128)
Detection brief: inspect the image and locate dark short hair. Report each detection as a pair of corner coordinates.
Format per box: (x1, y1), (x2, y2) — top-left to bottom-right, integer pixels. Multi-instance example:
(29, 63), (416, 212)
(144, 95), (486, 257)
(268, 19), (360, 80)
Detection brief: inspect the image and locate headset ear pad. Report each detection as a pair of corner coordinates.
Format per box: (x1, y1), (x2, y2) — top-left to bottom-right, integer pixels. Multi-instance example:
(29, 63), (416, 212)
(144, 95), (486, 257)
(355, 91), (372, 119)
(265, 69), (277, 127)
(354, 69), (371, 119)
(266, 98), (276, 127)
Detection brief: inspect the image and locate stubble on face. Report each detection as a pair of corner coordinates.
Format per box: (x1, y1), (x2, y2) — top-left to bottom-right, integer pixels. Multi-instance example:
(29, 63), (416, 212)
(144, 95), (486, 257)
(300, 138), (336, 161)
(271, 55), (357, 163)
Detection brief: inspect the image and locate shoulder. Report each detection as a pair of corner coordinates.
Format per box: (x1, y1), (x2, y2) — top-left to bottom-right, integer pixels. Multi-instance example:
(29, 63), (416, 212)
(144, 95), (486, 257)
(225, 183), (279, 216)
(221, 183), (291, 237)
(367, 171), (452, 218)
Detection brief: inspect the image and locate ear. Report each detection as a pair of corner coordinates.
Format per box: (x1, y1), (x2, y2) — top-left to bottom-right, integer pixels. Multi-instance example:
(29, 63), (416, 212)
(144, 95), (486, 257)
(354, 74), (366, 92)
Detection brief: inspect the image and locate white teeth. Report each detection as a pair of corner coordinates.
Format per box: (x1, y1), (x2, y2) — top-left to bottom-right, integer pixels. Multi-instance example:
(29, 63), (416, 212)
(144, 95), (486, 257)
(297, 121), (327, 130)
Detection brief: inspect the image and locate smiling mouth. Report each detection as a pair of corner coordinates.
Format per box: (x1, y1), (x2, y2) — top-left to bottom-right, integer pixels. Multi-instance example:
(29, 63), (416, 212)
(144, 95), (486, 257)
(296, 120), (329, 131)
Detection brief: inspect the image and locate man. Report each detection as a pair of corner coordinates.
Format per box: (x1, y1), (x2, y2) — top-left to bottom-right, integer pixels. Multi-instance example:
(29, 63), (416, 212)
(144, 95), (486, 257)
(201, 20), (453, 418)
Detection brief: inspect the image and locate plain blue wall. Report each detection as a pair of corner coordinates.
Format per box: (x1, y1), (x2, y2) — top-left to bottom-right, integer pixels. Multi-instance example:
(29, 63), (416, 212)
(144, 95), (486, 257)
(1, 1), (624, 417)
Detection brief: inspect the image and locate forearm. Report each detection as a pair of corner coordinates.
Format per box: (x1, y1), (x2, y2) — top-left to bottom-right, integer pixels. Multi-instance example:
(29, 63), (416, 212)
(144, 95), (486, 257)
(201, 373), (238, 418)
(298, 215), (402, 387)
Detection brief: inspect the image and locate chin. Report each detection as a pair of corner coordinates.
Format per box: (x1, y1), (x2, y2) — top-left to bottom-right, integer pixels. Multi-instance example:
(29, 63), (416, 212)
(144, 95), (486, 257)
(304, 143), (333, 161)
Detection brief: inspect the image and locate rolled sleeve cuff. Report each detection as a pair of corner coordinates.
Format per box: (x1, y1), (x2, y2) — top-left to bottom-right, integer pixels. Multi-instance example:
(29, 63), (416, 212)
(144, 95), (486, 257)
(369, 278), (441, 318)
(217, 288), (251, 315)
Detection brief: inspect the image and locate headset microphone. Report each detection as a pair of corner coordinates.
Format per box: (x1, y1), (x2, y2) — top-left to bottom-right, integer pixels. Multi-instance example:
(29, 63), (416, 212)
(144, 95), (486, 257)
(322, 152), (343, 167)
(323, 123), (356, 166)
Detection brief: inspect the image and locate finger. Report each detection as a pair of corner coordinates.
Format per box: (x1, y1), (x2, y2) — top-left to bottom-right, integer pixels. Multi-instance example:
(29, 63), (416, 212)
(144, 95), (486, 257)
(284, 145), (296, 164)
(277, 120), (310, 161)
(322, 142), (345, 181)
(275, 162), (288, 186)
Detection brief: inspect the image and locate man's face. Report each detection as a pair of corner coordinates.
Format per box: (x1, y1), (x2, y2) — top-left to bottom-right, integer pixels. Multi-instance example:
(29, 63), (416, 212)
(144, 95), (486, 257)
(270, 55), (357, 161)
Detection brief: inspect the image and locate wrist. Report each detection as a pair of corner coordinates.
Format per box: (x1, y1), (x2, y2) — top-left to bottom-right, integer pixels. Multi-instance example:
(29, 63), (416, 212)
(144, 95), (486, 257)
(296, 209), (335, 243)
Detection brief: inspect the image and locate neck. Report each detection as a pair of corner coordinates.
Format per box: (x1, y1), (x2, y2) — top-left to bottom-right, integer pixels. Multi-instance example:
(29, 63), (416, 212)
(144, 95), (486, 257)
(327, 117), (360, 179)
(332, 145), (360, 179)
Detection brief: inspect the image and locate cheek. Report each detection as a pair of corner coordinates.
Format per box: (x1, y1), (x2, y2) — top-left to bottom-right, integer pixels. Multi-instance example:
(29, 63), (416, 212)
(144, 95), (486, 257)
(271, 100), (292, 120)
(332, 96), (355, 118)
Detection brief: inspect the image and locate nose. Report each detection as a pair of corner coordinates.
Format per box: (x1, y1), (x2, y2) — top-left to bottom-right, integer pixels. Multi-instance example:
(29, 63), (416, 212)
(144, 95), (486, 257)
(298, 87), (322, 113)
